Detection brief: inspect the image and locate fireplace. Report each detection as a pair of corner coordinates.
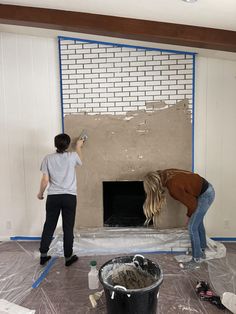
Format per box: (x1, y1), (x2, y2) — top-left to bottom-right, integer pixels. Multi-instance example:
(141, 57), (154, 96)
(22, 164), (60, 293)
(103, 181), (146, 227)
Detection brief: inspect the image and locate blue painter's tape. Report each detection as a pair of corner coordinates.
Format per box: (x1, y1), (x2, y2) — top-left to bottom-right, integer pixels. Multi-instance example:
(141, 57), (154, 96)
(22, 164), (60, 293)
(58, 37), (65, 133)
(58, 35), (197, 56)
(10, 236), (41, 241)
(32, 257), (57, 289)
(211, 237), (236, 242)
(192, 54), (196, 172)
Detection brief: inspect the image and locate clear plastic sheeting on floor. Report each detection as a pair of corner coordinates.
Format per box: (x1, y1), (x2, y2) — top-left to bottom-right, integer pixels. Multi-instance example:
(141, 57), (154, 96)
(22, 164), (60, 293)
(208, 252), (236, 297)
(174, 237), (226, 263)
(48, 227), (191, 256)
(0, 244), (46, 312)
(0, 299), (35, 314)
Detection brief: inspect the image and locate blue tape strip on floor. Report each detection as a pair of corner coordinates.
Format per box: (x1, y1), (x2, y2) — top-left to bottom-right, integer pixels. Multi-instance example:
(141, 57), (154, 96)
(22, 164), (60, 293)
(32, 257), (57, 289)
(211, 237), (236, 242)
(10, 236), (41, 241)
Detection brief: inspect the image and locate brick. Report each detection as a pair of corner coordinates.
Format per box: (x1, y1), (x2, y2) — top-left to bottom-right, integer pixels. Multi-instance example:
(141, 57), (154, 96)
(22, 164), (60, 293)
(107, 67), (122, 73)
(170, 64), (185, 70)
(178, 59), (193, 64)
(85, 93), (99, 98)
(122, 67), (138, 72)
(161, 60), (177, 65)
(169, 54), (186, 59)
(100, 92), (115, 97)
(130, 81), (145, 86)
(68, 54), (83, 59)
(92, 88), (107, 93)
(69, 65), (84, 70)
(177, 89), (192, 95)
(130, 51), (146, 57)
(123, 57), (137, 62)
(99, 53), (114, 58)
(93, 107), (108, 112)
(115, 62), (129, 67)
(109, 87), (122, 92)
(109, 78), (122, 83)
(91, 48), (106, 53)
(83, 53), (99, 59)
(137, 76), (153, 81)
(177, 79), (192, 85)
(154, 65), (169, 70)
(170, 84), (184, 90)
(108, 107), (123, 111)
(100, 83), (114, 88)
(139, 86), (153, 91)
(62, 70), (76, 75)
(123, 87), (137, 92)
(153, 85), (168, 90)
(99, 63), (114, 68)
(161, 90), (177, 95)
(130, 91), (145, 96)
(115, 52), (130, 57)
(161, 80), (177, 85)
(130, 71), (145, 77)
(100, 73), (114, 78)
(84, 64), (99, 69)
(108, 97), (122, 102)
(61, 60), (76, 65)
(115, 72), (129, 77)
(85, 83), (99, 88)
(170, 75), (185, 80)
(61, 49), (76, 55)
(63, 98), (78, 103)
(75, 48), (90, 54)
(162, 70), (177, 75)
(69, 84), (84, 89)
(153, 55), (169, 61)
(146, 71), (161, 76)
(146, 91), (161, 96)
(91, 58), (106, 63)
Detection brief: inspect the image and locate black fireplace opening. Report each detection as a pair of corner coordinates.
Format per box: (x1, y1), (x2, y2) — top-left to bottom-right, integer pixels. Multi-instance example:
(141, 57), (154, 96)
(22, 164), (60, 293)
(103, 181), (146, 227)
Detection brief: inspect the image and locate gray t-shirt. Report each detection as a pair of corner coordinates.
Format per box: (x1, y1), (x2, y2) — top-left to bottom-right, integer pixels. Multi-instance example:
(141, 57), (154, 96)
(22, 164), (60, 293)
(40, 152), (82, 195)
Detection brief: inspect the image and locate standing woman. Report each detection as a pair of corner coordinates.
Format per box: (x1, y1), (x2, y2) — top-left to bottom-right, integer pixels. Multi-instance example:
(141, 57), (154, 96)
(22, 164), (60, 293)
(37, 133), (84, 266)
(143, 169), (215, 269)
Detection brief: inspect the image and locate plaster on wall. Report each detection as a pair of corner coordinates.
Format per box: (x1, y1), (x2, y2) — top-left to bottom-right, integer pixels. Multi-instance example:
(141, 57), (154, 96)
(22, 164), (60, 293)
(65, 99), (192, 229)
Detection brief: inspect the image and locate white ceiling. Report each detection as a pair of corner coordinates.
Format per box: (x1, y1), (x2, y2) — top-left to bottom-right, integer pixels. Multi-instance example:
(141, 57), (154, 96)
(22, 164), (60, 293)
(1, 0), (236, 31)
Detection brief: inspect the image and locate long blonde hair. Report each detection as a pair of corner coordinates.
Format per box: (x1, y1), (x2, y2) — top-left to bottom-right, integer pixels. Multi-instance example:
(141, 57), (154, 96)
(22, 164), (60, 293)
(143, 169), (191, 226)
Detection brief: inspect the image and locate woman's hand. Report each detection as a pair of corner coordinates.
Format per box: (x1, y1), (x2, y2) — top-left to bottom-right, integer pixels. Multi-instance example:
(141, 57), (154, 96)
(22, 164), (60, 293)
(37, 192), (44, 200)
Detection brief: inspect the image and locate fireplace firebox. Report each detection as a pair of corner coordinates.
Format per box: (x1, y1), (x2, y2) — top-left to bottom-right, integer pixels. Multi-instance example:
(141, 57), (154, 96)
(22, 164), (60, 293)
(103, 181), (146, 227)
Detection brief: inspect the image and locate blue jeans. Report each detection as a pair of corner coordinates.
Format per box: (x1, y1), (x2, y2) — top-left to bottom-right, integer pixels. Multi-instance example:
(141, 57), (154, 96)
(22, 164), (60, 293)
(188, 183), (215, 259)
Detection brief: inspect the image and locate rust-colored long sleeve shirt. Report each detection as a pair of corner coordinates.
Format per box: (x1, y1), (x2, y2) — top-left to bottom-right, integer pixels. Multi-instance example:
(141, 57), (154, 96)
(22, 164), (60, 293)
(165, 171), (205, 217)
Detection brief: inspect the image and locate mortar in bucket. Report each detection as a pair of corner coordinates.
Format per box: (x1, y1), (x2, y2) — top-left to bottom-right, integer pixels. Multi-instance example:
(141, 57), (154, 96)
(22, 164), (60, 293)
(99, 254), (163, 314)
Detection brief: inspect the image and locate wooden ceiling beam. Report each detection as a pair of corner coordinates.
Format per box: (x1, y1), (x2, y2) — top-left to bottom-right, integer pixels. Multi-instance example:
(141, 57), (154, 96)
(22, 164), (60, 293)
(1, 4), (236, 52)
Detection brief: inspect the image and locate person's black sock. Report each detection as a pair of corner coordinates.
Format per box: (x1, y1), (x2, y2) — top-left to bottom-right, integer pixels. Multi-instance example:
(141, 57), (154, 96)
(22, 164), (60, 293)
(65, 255), (78, 266)
(40, 255), (51, 265)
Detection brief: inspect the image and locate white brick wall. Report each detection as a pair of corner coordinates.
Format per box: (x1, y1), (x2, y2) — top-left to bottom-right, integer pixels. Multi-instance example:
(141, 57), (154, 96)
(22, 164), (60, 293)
(59, 39), (194, 115)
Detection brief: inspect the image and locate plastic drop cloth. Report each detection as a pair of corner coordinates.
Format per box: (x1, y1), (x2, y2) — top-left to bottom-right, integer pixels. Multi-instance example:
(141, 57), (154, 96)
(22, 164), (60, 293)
(208, 252), (236, 297)
(0, 243), (46, 312)
(48, 227), (191, 256)
(174, 237), (226, 263)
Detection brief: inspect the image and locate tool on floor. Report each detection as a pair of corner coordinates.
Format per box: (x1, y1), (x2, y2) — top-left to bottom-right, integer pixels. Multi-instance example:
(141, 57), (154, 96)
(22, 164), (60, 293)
(89, 290), (104, 308)
(196, 281), (226, 310)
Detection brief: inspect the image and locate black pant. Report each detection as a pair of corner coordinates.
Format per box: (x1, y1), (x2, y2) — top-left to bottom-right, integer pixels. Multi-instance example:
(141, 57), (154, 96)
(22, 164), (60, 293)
(39, 194), (77, 258)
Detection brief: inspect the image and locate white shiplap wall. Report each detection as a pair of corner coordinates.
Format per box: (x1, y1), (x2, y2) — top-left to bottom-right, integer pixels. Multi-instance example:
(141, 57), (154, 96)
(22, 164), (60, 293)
(195, 56), (236, 237)
(0, 32), (61, 239)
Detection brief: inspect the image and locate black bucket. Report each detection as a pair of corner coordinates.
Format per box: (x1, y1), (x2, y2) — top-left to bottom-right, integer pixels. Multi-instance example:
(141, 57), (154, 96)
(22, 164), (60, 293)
(99, 254), (163, 314)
